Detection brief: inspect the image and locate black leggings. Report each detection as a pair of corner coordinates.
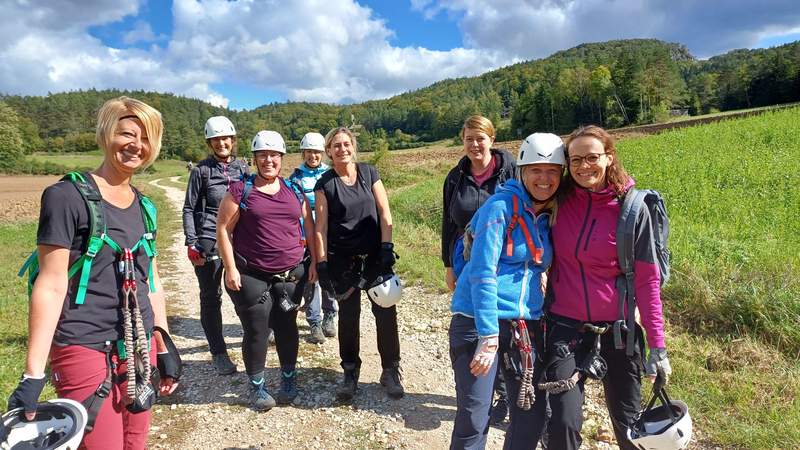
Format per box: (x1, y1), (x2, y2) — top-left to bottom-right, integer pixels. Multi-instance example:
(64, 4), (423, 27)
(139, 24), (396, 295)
(194, 239), (226, 355)
(225, 268), (302, 375)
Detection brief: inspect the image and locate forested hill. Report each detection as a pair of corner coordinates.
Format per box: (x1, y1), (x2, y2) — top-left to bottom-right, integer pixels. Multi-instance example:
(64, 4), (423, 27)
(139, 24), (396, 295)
(2, 38), (798, 163)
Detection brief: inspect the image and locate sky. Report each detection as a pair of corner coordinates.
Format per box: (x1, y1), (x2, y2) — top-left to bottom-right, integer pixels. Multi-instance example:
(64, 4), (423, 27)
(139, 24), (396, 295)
(1, 0), (798, 111)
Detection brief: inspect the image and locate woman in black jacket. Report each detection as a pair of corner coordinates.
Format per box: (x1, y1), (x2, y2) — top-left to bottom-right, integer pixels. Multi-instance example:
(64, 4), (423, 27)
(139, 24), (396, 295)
(441, 115), (516, 425)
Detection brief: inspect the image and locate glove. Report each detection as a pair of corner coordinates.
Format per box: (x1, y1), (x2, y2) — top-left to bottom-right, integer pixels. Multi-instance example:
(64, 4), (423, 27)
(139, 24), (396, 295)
(187, 245), (204, 265)
(154, 326), (183, 381)
(645, 347), (672, 383)
(469, 336), (499, 377)
(379, 242), (397, 272)
(7, 374), (46, 417)
(317, 261), (335, 295)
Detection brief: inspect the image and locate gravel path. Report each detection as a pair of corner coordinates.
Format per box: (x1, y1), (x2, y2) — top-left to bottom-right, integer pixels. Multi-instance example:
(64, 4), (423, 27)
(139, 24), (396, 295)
(145, 176), (626, 450)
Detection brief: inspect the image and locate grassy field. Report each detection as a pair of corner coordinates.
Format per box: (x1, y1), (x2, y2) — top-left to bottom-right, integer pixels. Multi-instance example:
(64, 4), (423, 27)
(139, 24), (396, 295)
(386, 107), (800, 448)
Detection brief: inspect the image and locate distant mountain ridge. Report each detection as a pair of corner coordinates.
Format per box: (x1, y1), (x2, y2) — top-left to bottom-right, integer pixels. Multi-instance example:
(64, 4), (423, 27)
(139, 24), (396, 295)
(2, 38), (798, 161)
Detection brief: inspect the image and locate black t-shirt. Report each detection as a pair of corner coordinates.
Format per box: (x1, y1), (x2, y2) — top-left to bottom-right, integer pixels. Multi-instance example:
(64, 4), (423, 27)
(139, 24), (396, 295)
(37, 177), (155, 345)
(315, 163), (381, 256)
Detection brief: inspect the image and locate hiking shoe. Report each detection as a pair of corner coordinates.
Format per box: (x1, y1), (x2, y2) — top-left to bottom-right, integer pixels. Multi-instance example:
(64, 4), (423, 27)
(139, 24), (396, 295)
(308, 323), (326, 344)
(489, 394), (509, 425)
(379, 365), (405, 399)
(248, 378), (276, 411)
(336, 367), (359, 401)
(321, 312), (337, 338)
(212, 353), (237, 375)
(275, 370), (298, 405)
(267, 328), (275, 345)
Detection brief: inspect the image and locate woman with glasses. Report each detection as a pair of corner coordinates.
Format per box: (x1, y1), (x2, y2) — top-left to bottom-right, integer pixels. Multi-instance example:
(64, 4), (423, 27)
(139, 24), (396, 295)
(543, 125), (671, 450)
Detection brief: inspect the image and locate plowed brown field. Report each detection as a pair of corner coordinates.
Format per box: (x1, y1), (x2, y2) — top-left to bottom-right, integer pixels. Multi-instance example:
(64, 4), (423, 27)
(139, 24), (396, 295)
(0, 176), (59, 223)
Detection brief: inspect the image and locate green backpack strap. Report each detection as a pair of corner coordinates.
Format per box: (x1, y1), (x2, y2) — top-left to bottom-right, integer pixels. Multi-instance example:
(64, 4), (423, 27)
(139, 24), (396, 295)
(132, 188), (158, 292)
(65, 172), (108, 305)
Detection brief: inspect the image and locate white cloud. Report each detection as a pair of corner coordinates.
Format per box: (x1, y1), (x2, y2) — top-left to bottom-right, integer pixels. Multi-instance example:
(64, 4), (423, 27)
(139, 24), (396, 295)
(123, 20), (162, 45)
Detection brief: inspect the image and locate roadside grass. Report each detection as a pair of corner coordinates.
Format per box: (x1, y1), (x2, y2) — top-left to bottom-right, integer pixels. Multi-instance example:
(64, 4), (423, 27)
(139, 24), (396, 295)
(388, 108), (800, 448)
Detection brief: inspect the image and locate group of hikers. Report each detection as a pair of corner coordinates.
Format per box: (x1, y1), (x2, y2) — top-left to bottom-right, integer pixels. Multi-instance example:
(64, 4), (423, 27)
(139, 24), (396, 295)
(3, 96), (684, 450)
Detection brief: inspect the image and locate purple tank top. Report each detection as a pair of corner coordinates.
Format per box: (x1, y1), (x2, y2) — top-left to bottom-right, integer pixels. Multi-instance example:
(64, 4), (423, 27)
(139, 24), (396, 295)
(229, 178), (304, 273)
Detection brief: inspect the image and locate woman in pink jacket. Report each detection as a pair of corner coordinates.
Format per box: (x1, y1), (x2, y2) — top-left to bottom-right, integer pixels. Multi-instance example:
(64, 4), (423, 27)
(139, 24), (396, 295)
(544, 125), (671, 450)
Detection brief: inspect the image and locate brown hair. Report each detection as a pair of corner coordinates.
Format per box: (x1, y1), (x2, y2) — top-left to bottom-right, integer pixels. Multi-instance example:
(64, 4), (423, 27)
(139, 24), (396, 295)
(96, 96), (163, 169)
(563, 125), (630, 197)
(460, 115), (495, 140)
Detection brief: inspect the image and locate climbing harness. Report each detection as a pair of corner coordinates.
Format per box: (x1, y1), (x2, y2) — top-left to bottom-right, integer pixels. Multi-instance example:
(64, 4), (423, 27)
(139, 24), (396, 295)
(510, 320), (536, 410)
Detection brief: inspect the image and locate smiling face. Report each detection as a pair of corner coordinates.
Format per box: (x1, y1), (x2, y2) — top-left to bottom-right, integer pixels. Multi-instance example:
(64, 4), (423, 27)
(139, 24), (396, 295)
(567, 136), (612, 191)
(254, 150), (282, 178)
(522, 163), (562, 203)
(108, 117), (150, 175)
(303, 149), (324, 168)
(462, 128), (494, 167)
(208, 135), (234, 160)
(326, 132), (355, 166)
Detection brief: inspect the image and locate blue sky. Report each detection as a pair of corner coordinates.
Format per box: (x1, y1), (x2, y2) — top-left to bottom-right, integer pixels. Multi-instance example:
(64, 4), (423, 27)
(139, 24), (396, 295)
(2, 0), (799, 110)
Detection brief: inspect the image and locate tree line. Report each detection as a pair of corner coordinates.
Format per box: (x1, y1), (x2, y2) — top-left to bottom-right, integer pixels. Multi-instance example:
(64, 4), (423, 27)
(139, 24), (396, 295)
(1, 38), (798, 168)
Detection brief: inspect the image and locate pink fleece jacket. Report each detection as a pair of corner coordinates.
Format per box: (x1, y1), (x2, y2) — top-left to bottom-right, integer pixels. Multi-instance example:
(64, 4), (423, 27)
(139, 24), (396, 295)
(549, 181), (666, 349)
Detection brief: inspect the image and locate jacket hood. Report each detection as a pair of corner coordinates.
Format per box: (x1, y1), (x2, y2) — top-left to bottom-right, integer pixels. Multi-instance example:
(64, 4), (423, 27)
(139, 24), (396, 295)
(297, 162), (329, 175)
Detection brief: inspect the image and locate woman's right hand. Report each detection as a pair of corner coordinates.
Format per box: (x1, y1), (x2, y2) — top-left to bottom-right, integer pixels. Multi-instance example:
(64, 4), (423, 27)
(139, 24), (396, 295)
(225, 267), (241, 291)
(7, 375), (47, 420)
(187, 245), (205, 266)
(445, 267), (456, 292)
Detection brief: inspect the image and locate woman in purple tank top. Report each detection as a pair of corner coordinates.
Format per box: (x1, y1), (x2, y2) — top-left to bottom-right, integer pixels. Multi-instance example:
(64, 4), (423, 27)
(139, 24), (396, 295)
(216, 130), (317, 411)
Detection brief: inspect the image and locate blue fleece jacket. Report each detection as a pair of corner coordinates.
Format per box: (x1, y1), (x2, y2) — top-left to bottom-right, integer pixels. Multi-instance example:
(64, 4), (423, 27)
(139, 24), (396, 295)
(288, 162), (330, 212)
(450, 179), (553, 337)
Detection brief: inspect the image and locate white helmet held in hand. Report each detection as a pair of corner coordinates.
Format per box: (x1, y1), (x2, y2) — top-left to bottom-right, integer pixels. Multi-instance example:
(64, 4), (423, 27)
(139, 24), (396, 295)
(367, 273), (403, 308)
(1, 398), (88, 450)
(518, 133), (566, 166)
(252, 130), (286, 154)
(204, 116), (236, 139)
(299, 132), (325, 152)
(627, 387), (692, 450)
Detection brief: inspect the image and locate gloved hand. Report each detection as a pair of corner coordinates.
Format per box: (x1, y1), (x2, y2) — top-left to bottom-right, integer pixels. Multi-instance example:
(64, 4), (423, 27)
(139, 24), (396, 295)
(7, 374), (46, 420)
(645, 347), (672, 384)
(187, 245), (204, 266)
(317, 261), (335, 295)
(469, 336), (499, 377)
(154, 326), (183, 382)
(380, 242), (397, 272)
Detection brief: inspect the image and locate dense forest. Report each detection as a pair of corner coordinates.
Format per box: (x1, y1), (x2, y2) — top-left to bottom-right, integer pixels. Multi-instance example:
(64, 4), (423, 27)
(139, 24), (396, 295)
(1, 38), (798, 165)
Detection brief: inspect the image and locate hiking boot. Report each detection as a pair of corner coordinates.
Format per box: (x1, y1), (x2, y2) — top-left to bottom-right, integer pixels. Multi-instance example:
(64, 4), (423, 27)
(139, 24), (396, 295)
(308, 323), (326, 344)
(248, 377), (276, 411)
(336, 366), (359, 401)
(379, 364), (405, 399)
(321, 312), (337, 338)
(489, 394), (509, 425)
(275, 370), (298, 405)
(267, 328), (275, 346)
(212, 353), (237, 376)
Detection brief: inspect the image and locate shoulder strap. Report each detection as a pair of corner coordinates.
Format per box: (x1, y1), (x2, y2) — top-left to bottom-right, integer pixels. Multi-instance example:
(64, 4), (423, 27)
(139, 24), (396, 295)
(283, 178), (305, 206)
(614, 188), (647, 355)
(134, 188), (158, 293)
(504, 194), (542, 263)
(239, 174), (256, 211)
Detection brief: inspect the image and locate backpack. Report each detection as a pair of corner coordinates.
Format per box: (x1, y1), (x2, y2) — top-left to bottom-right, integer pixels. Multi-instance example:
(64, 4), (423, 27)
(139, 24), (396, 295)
(18, 172), (158, 304)
(238, 174), (304, 211)
(454, 193), (542, 278)
(613, 188), (670, 356)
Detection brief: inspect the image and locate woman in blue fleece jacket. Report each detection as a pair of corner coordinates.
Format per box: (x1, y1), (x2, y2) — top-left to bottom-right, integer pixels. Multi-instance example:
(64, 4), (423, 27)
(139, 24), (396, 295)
(449, 133), (566, 450)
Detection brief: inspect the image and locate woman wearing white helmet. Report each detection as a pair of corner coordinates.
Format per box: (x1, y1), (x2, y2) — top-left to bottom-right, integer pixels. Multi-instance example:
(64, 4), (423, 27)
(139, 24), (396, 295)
(448, 133), (564, 450)
(314, 127), (404, 401)
(216, 130), (316, 411)
(288, 132), (337, 344)
(182, 116), (249, 375)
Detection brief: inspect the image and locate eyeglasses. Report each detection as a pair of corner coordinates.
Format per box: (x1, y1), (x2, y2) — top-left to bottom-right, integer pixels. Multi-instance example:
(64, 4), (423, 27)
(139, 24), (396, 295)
(254, 152), (282, 161)
(568, 153), (608, 167)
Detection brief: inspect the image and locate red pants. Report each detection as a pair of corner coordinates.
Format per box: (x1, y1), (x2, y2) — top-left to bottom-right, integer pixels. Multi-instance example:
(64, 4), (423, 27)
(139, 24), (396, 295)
(50, 339), (156, 450)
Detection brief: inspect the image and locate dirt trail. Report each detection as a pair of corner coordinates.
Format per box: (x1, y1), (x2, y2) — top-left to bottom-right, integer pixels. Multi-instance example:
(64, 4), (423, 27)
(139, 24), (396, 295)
(146, 176), (622, 450)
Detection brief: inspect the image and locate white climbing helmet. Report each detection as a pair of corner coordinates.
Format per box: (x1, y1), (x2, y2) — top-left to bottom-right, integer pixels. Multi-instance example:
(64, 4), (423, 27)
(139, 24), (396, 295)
(299, 132), (325, 152)
(366, 273), (403, 308)
(204, 116), (236, 139)
(518, 133), (566, 166)
(627, 387), (692, 450)
(1, 398), (88, 450)
(252, 130), (286, 154)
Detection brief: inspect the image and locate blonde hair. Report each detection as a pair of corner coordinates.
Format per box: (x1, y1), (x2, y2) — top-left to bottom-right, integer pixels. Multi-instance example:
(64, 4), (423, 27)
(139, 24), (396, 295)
(96, 96), (163, 169)
(460, 115), (495, 140)
(324, 127), (358, 161)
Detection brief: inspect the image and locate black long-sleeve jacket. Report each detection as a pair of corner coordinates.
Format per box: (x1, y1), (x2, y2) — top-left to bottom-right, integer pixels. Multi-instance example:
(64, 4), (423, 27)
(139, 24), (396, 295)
(441, 148), (516, 267)
(182, 156), (249, 248)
